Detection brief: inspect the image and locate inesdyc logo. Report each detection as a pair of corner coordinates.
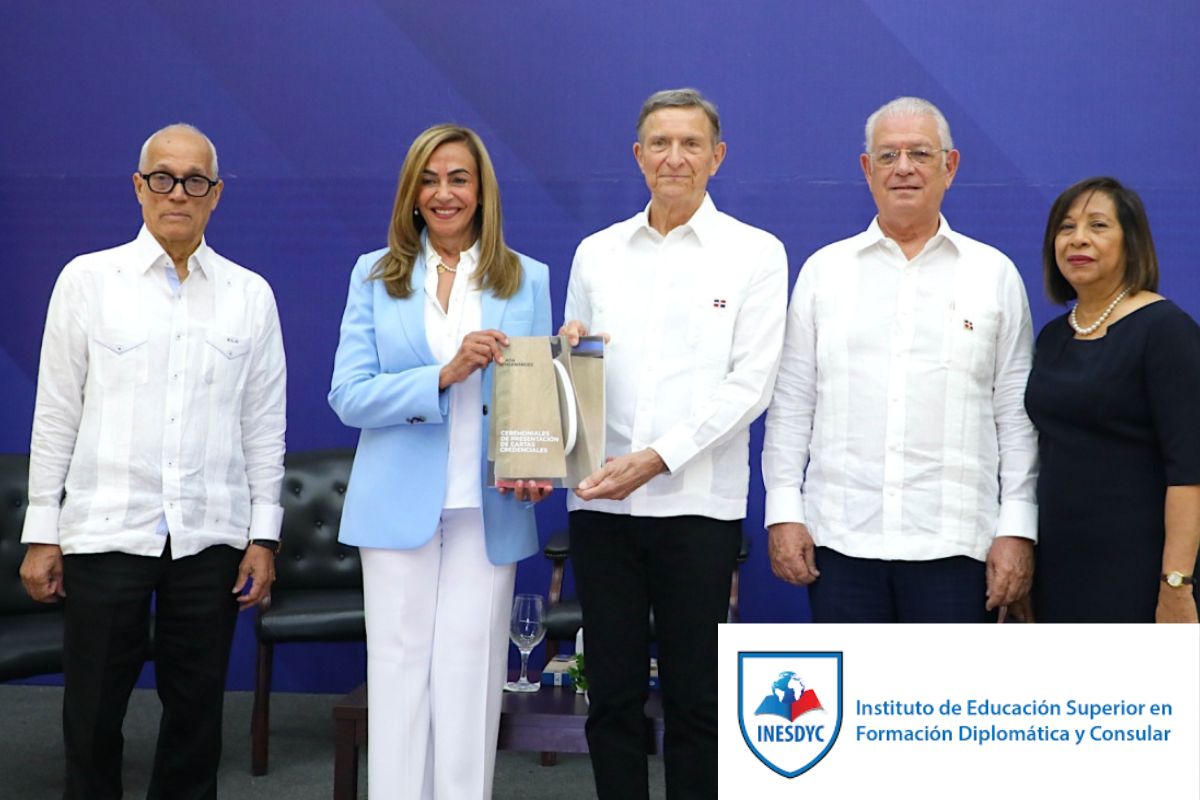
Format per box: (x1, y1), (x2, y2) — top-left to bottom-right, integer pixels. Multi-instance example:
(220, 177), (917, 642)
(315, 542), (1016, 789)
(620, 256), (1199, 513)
(738, 651), (843, 778)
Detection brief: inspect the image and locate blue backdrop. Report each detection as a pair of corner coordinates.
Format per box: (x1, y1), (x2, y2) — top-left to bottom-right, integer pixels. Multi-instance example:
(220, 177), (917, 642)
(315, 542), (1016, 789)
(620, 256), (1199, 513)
(3, 2), (1198, 692)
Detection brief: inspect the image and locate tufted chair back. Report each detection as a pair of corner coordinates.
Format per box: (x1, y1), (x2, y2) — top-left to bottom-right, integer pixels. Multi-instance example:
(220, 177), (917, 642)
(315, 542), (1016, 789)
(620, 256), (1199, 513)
(271, 448), (363, 609)
(251, 447), (365, 775)
(0, 453), (66, 681)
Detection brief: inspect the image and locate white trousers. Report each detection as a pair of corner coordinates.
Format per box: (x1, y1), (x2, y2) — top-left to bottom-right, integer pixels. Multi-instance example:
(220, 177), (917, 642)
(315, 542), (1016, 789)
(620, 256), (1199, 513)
(361, 508), (517, 800)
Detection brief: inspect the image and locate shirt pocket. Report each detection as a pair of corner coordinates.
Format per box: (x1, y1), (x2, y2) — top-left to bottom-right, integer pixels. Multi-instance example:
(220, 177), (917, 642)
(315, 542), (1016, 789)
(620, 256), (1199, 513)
(686, 295), (737, 373)
(940, 307), (999, 385)
(91, 326), (150, 389)
(588, 290), (623, 356)
(203, 331), (252, 393)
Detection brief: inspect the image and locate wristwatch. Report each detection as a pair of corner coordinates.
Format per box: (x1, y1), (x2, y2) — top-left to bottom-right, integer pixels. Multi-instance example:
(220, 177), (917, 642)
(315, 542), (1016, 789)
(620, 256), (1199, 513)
(1161, 571), (1195, 588)
(250, 539), (281, 554)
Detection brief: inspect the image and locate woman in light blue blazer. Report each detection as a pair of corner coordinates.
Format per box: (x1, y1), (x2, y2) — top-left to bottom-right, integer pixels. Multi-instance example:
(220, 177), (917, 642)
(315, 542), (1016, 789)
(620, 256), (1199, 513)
(329, 124), (551, 799)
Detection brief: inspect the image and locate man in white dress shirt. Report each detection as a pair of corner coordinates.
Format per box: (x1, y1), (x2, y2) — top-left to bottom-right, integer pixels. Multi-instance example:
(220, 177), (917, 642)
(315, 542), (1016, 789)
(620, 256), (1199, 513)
(18, 124), (286, 799)
(561, 88), (787, 800)
(763, 96), (1037, 623)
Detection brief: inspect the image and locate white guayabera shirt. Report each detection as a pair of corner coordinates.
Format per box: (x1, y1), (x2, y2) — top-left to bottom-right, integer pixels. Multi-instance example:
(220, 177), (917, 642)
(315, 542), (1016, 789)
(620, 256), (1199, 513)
(22, 226), (287, 559)
(763, 216), (1038, 561)
(564, 194), (789, 521)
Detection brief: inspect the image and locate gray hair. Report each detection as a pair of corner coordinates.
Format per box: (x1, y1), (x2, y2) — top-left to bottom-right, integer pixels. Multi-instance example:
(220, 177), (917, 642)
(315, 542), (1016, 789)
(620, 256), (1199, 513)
(138, 123), (220, 178)
(863, 97), (953, 153)
(636, 88), (721, 144)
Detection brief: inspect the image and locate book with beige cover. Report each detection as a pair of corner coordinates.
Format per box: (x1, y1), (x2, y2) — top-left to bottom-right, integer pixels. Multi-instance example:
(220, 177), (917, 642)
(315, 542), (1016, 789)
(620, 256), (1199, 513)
(488, 335), (605, 488)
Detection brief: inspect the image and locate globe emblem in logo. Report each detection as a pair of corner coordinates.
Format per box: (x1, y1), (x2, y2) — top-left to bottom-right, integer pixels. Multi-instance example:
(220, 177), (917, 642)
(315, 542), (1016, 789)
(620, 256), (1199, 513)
(738, 652), (843, 778)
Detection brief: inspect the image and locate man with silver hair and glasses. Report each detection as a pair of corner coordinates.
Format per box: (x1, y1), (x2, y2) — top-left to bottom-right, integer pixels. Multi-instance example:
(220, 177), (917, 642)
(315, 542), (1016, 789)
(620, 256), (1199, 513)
(561, 88), (787, 799)
(19, 123), (286, 799)
(763, 97), (1038, 623)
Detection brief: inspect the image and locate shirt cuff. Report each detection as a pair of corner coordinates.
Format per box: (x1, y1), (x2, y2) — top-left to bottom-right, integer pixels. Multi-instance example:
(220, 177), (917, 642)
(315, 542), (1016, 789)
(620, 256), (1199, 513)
(248, 503), (285, 541)
(647, 430), (695, 475)
(20, 504), (62, 545)
(996, 499), (1037, 543)
(764, 487), (806, 528)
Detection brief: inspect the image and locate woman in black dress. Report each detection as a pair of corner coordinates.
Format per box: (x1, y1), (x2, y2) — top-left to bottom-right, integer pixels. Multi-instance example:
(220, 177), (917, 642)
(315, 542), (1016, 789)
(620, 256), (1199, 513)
(1025, 176), (1200, 623)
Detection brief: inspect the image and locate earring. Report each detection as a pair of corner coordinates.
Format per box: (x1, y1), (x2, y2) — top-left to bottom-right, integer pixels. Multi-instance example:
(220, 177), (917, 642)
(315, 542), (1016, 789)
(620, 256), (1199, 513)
(413, 208), (420, 217)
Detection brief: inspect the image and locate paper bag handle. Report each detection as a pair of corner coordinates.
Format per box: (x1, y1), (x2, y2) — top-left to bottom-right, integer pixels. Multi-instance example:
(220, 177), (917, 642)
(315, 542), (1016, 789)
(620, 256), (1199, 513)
(552, 359), (577, 456)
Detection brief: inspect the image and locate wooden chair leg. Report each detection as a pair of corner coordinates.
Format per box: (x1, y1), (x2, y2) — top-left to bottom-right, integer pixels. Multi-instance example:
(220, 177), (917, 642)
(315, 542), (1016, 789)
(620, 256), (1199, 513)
(251, 640), (274, 776)
(334, 716), (360, 799)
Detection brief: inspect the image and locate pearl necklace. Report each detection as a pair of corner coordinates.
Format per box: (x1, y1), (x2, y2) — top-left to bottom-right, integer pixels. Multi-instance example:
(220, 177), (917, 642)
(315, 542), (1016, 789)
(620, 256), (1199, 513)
(1069, 288), (1128, 335)
(435, 261), (457, 275)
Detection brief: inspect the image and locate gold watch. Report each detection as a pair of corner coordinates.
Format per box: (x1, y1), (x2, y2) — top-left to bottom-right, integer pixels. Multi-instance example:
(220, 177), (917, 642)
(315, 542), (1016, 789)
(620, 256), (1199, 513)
(1161, 571), (1195, 588)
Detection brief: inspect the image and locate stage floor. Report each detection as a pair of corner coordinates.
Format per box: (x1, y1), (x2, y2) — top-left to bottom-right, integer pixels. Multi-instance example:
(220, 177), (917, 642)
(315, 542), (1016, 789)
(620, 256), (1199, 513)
(0, 684), (665, 799)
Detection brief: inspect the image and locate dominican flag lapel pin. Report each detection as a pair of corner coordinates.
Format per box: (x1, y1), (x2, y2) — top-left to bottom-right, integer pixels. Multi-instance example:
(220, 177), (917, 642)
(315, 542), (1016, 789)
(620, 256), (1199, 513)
(963, 319), (974, 330)
(713, 298), (727, 308)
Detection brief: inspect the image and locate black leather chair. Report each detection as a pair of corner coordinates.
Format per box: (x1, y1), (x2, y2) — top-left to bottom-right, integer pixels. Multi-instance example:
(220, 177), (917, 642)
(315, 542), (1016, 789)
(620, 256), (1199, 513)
(0, 454), (66, 682)
(251, 448), (366, 775)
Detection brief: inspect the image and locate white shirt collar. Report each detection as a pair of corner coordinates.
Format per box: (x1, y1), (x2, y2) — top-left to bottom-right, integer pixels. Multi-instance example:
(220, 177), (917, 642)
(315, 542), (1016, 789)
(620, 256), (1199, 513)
(133, 224), (212, 279)
(628, 193), (719, 246)
(857, 213), (961, 259)
(422, 235), (480, 278)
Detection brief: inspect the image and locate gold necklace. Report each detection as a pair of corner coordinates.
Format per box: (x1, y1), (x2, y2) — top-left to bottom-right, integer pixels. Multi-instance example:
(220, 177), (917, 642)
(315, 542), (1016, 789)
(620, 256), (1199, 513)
(435, 261), (457, 275)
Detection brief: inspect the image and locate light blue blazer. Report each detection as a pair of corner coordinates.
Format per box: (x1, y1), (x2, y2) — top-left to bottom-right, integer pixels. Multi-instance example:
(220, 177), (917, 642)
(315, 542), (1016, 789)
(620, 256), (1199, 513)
(328, 246), (552, 565)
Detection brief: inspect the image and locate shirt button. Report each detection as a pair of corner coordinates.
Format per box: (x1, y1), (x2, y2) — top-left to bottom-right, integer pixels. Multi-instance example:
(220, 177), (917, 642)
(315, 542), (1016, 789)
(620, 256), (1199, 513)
(175, 334), (183, 341)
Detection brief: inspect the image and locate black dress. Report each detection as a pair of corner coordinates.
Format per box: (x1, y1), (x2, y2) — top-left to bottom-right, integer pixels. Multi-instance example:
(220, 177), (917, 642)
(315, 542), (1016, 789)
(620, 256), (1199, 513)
(1025, 300), (1200, 622)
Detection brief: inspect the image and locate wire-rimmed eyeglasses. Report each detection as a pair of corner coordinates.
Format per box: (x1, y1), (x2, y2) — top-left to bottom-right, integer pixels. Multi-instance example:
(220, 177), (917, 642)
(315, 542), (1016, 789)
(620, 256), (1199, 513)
(869, 148), (948, 167)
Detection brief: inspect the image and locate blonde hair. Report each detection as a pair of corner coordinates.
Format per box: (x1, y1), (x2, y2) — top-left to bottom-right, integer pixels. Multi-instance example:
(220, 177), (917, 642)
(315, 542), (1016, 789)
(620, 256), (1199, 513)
(371, 124), (521, 299)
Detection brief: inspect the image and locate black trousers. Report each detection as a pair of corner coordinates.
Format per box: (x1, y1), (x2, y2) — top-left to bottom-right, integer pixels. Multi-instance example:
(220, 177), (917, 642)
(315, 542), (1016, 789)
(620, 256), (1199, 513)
(61, 540), (242, 800)
(806, 546), (995, 623)
(570, 511), (741, 800)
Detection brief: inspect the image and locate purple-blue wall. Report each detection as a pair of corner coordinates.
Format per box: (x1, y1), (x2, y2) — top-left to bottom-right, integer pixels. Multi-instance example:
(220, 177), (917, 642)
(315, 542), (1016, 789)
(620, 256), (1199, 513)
(3, 2), (1198, 691)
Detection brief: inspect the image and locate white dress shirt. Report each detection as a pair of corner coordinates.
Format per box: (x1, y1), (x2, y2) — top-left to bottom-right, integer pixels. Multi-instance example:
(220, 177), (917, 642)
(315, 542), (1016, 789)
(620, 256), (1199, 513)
(763, 216), (1038, 562)
(422, 239), (483, 510)
(564, 194), (788, 520)
(21, 226), (287, 559)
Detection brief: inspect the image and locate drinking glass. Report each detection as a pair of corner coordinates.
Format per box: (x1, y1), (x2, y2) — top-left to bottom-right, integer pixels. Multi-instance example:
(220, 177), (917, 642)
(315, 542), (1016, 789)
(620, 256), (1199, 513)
(504, 593), (546, 692)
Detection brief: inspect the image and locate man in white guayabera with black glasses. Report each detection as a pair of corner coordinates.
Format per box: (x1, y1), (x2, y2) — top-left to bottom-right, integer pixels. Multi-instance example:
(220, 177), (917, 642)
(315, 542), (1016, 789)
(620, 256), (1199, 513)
(763, 97), (1039, 623)
(19, 123), (286, 800)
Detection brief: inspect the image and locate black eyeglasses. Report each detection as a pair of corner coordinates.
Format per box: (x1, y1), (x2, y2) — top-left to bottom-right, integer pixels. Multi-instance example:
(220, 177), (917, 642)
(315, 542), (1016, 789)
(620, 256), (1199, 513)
(139, 171), (219, 198)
